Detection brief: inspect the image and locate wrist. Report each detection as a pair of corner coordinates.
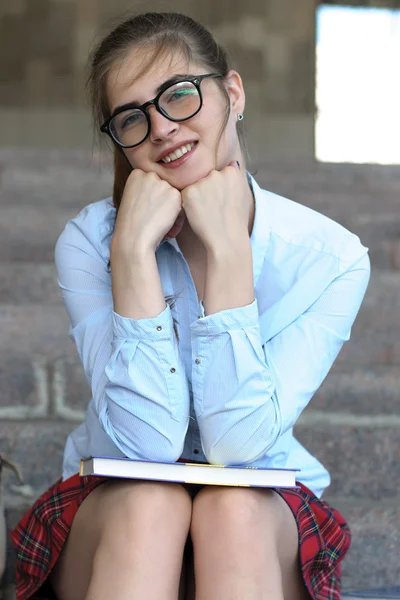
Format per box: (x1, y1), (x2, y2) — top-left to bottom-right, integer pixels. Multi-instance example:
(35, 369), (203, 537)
(111, 253), (165, 320)
(110, 243), (155, 269)
(206, 234), (252, 262)
(203, 240), (254, 315)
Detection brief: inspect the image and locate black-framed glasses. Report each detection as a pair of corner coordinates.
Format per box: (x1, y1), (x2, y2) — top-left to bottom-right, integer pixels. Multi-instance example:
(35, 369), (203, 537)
(100, 73), (223, 149)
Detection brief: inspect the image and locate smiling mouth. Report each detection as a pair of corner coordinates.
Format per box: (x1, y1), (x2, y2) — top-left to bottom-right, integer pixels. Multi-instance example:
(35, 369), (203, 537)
(158, 141), (198, 164)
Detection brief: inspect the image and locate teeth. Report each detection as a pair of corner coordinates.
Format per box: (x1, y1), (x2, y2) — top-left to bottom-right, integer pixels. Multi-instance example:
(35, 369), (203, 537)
(161, 142), (195, 163)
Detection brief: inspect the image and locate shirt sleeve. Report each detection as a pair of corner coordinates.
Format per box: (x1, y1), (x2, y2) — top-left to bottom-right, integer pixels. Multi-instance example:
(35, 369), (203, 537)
(54, 210), (190, 462)
(189, 245), (371, 466)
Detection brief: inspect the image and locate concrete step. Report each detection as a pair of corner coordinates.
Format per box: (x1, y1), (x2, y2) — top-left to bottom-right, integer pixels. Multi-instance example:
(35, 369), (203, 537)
(0, 263), (60, 305)
(255, 159), (400, 201)
(1, 150), (400, 269)
(0, 151), (112, 262)
(313, 365), (400, 415)
(255, 162), (400, 271)
(0, 305), (87, 421)
(337, 270), (400, 366)
(0, 414), (398, 505)
(0, 423), (73, 499)
(2, 203), (399, 268)
(0, 205), (83, 262)
(0, 161), (112, 208)
(0, 584), (16, 600)
(325, 496), (400, 590)
(343, 590), (400, 599)
(343, 214), (400, 272)
(295, 422), (400, 500)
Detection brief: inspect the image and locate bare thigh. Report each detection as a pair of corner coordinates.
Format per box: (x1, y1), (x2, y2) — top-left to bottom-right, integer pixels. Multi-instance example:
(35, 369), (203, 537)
(49, 479), (193, 600)
(274, 492), (311, 600)
(190, 486), (310, 600)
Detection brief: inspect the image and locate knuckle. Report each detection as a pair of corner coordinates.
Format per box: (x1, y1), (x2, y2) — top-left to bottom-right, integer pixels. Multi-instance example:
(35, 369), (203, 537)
(129, 167), (143, 180)
(148, 171), (159, 182)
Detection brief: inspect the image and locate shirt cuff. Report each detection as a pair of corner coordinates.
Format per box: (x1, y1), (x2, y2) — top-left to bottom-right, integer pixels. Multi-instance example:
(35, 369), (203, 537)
(112, 303), (174, 341)
(190, 298), (259, 336)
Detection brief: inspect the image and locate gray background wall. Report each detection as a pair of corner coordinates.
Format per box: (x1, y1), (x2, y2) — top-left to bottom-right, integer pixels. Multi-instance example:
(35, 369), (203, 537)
(1, 0), (318, 158)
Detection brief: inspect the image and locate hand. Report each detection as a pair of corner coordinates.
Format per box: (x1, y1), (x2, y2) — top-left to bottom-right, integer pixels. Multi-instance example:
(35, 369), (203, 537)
(161, 208), (186, 242)
(111, 169), (182, 258)
(180, 162), (251, 253)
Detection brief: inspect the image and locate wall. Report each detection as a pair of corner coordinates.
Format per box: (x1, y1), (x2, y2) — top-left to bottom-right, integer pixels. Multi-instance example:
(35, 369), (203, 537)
(0, 0), (316, 158)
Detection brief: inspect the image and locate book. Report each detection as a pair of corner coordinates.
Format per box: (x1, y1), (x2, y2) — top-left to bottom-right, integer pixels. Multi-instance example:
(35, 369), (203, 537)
(80, 456), (298, 488)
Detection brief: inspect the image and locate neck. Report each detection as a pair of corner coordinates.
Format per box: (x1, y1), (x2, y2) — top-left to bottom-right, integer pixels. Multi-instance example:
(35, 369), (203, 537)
(175, 219), (206, 262)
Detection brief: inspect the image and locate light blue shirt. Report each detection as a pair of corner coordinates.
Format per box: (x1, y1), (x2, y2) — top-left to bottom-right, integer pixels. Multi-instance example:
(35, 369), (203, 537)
(55, 175), (370, 497)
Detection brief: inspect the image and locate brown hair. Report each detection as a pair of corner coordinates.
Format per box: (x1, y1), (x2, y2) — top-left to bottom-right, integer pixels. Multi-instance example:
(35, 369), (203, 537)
(86, 12), (249, 340)
(86, 11), (249, 213)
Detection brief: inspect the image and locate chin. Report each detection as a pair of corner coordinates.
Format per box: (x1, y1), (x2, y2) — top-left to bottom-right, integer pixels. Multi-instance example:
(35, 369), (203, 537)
(167, 167), (213, 191)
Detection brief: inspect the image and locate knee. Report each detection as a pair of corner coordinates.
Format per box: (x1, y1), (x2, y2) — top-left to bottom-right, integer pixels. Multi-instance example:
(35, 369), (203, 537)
(191, 487), (277, 536)
(100, 479), (193, 527)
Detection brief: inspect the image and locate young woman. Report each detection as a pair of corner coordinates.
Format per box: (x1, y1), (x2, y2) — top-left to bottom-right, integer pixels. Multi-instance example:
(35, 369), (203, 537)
(12, 11), (370, 600)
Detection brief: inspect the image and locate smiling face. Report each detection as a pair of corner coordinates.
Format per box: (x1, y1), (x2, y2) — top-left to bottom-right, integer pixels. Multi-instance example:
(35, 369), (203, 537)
(106, 47), (245, 190)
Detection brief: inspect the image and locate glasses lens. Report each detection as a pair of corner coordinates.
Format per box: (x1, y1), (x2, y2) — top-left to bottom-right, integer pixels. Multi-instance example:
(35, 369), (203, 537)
(110, 109), (148, 147)
(159, 81), (200, 120)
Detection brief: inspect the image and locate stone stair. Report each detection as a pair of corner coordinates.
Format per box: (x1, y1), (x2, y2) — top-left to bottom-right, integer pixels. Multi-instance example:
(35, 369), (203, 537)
(1, 148), (399, 595)
(343, 589), (400, 599)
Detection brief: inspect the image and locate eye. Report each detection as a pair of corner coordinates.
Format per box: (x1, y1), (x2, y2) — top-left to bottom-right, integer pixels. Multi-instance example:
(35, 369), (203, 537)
(121, 111), (144, 128)
(170, 88), (197, 100)
(163, 82), (198, 104)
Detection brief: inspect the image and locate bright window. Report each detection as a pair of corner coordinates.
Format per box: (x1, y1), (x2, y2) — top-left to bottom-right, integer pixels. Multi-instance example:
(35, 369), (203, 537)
(316, 5), (400, 164)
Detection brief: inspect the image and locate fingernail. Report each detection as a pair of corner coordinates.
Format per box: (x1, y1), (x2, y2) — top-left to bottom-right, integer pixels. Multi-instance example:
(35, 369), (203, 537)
(236, 160), (240, 169)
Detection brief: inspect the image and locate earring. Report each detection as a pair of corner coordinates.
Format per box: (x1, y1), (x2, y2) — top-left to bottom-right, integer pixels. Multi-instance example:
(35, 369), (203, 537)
(237, 113), (244, 121)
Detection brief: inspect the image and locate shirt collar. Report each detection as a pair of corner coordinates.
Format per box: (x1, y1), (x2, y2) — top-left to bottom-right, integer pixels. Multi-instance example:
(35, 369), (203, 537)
(248, 173), (271, 285)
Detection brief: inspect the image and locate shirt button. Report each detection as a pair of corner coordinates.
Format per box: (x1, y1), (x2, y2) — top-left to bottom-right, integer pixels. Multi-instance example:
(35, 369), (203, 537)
(195, 358), (201, 365)
(170, 367), (176, 373)
(156, 326), (162, 331)
(194, 449), (199, 454)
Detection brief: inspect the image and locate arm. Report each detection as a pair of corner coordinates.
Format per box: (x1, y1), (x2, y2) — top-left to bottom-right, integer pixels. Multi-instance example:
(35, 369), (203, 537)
(111, 244), (167, 319)
(55, 208), (190, 462)
(202, 237), (254, 315)
(191, 239), (370, 465)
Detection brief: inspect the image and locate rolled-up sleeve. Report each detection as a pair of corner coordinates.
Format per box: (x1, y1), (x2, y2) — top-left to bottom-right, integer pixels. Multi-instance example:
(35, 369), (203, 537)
(190, 247), (370, 466)
(55, 210), (190, 463)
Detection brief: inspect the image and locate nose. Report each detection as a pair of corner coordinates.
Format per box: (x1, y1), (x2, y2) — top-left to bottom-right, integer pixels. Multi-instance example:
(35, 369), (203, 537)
(148, 106), (179, 143)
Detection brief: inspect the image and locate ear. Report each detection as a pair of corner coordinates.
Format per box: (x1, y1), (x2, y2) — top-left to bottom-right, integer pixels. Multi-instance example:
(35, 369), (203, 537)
(224, 69), (245, 116)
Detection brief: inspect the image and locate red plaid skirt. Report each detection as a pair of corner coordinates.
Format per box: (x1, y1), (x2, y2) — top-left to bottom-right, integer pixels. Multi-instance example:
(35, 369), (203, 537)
(11, 475), (350, 600)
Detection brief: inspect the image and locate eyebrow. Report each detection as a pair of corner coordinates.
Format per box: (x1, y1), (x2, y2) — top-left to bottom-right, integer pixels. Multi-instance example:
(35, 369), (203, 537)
(111, 74), (194, 115)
